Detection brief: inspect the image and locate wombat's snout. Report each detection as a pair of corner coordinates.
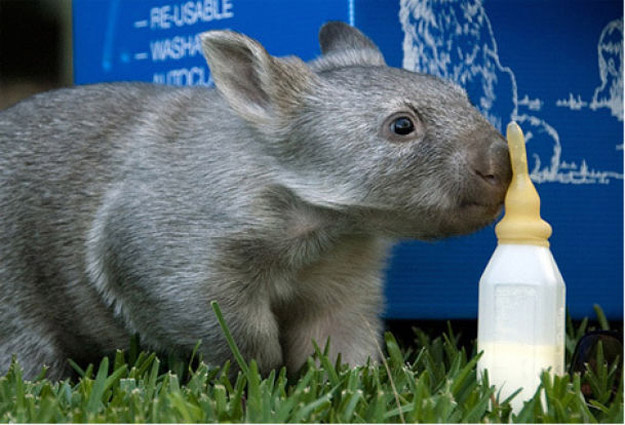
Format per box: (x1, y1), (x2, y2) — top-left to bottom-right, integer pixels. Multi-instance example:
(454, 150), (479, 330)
(475, 140), (511, 186)
(469, 136), (512, 202)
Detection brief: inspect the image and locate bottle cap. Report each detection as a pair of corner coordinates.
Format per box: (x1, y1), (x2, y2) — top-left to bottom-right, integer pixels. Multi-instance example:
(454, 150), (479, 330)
(495, 122), (552, 247)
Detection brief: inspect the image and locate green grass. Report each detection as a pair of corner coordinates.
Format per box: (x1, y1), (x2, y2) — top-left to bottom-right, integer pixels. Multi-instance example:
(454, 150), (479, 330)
(0, 304), (622, 423)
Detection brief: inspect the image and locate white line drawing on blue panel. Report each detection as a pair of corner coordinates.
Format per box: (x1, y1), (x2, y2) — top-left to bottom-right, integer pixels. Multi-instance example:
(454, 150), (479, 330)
(399, 0), (623, 184)
(556, 94), (588, 111)
(556, 17), (623, 151)
(590, 18), (623, 122)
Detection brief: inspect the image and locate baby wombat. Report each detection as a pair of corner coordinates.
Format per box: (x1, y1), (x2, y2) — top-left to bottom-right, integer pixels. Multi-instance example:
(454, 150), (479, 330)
(0, 22), (511, 379)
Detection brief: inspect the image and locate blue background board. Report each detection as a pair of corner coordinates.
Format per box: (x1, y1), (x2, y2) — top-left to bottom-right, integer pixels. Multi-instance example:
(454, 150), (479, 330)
(73, 0), (351, 84)
(73, 0), (624, 320)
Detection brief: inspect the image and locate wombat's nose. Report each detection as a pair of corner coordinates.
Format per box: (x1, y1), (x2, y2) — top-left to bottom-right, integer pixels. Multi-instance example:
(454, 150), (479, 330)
(472, 138), (511, 189)
(475, 168), (499, 186)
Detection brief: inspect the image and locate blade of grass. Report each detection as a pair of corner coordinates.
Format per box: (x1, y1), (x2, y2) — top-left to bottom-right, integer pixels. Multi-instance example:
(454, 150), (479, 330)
(67, 358), (86, 378)
(245, 360), (262, 423)
(210, 300), (249, 376)
(312, 339), (339, 386)
(86, 357), (110, 414)
(450, 351), (481, 397)
(593, 305), (610, 330)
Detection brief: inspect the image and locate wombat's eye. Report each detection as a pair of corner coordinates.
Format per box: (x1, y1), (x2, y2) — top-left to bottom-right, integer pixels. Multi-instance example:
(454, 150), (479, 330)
(390, 117), (415, 135)
(382, 111), (423, 142)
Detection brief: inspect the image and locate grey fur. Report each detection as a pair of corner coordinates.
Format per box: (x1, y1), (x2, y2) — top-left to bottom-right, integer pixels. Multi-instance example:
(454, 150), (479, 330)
(0, 22), (510, 379)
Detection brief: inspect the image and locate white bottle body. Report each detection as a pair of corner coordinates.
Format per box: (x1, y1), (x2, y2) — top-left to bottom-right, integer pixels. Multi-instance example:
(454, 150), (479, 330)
(477, 243), (566, 411)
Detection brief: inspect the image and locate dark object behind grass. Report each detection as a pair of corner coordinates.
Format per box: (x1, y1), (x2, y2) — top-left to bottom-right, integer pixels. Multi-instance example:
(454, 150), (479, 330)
(0, 304), (622, 423)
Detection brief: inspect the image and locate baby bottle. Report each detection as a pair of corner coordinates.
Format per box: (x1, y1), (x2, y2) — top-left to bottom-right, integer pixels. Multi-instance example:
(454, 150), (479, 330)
(477, 122), (566, 412)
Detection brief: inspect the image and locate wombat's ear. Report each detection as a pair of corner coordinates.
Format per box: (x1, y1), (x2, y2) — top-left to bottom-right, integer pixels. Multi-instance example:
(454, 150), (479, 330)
(200, 30), (318, 126)
(313, 21), (386, 70)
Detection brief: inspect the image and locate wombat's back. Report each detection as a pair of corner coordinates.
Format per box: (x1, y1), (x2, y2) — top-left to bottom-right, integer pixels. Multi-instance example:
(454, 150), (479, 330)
(0, 83), (210, 265)
(0, 83), (241, 375)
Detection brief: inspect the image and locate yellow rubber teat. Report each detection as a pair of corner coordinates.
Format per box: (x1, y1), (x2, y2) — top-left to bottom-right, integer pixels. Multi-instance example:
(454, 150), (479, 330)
(495, 122), (552, 247)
